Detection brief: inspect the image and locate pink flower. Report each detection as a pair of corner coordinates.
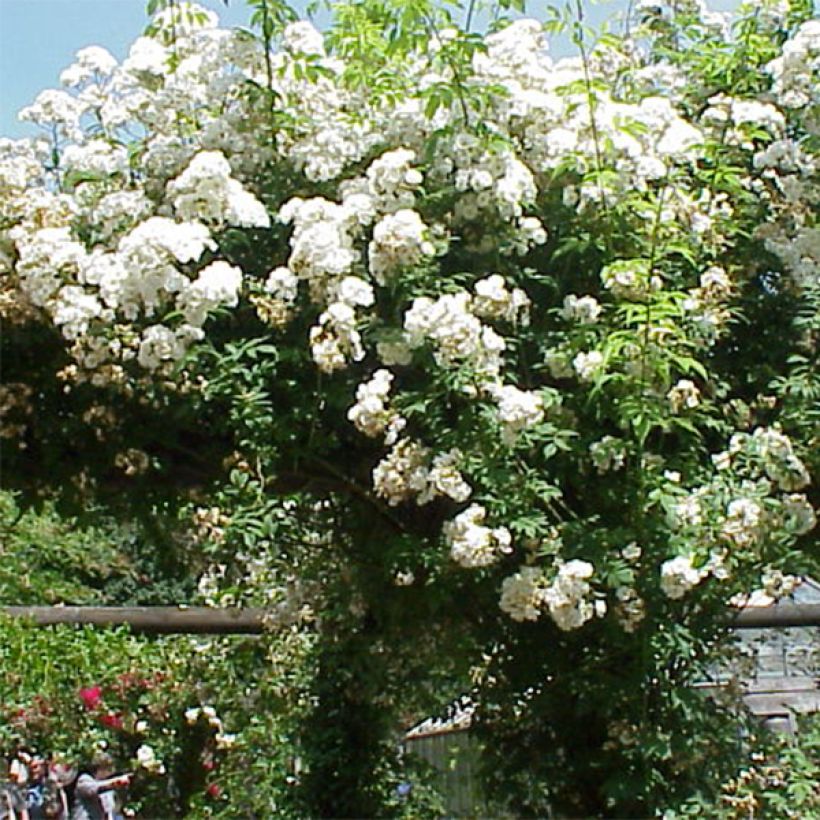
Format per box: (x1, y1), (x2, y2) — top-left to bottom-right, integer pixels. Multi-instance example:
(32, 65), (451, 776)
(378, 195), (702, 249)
(79, 685), (103, 709)
(100, 712), (124, 730)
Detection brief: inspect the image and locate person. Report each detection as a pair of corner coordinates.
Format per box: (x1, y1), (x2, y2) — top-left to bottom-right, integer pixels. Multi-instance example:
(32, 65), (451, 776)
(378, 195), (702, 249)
(69, 756), (130, 820)
(1, 782), (27, 820)
(1, 757), (29, 820)
(25, 758), (67, 820)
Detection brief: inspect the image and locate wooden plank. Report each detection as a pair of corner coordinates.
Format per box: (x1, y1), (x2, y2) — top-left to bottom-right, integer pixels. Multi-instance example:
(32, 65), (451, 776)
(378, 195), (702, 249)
(2, 606), (268, 634)
(743, 676), (818, 694)
(744, 691), (820, 715)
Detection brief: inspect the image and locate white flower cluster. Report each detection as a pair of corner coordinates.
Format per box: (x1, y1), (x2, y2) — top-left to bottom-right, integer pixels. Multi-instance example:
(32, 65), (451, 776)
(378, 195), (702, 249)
(363, 148), (424, 213)
(702, 94), (786, 147)
(499, 566), (547, 621)
(669, 490), (705, 529)
(488, 384), (545, 446)
(305, 277), (374, 371)
(667, 379), (700, 413)
(138, 324), (203, 370)
(3, 5), (295, 378)
(589, 436), (627, 474)
(614, 586), (645, 633)
(600, 259), (661, 302)
(277, 196), (385, 371)
(660, 554), (705, 599)
(282, 19), (325, 55)
(472, 275), (531, 325)
(177, 260), (244, 328)
(572, 350), (604, 383)
(543, 560), (599, 632)
(473, 19), (706, 205)
(495, 156), (538, 220)
(730, 426), (811, 492)
(400, 283), (546, 444)
(510, 215), (549, 255)
(766, 20), (820, 111)
(403, 291), (506, 381)
(15, 227), (86, 309)
(347, 369), (405, 443)
(543, 347), (574, 380)
(0, 139), (44, 224)
(451, 148), (538, 224)
(721, 497), (764, 548)
(58, 44), (118, 86)
(185, 705), (236, 749)
(781, 493), (816, 535)
(445, 504), (512, 568)
(682, 266), (733, 346)
(0, 1), (752, 397)
(11, 207), (246, 371)
(764, 224), (820, 292)
(19, 88), (87, 142)
(168, 150), (270, 228)
(8, 0), (776, 395)
(264, 267), (298, 302)
(279, 197), (359, 300)
(50, 285), (103, 341)
(660, 427), (816, 589)
(135, 744), (166, 775)
(310, 300), (366, 373)
(368, 209), (435, 285)
(62, 139), (129, 177)
(256, 266), (300, 327)
(373, 440), (471, 506)
(560, 294), (602, 324)
(761, 568), (800, 600)
(753, 137), (817, 176)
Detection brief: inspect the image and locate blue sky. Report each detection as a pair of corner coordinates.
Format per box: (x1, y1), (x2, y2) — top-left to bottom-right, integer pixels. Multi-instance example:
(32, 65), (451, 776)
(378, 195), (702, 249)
(0, 0), (261, 137)
(0, 0), (744, 140)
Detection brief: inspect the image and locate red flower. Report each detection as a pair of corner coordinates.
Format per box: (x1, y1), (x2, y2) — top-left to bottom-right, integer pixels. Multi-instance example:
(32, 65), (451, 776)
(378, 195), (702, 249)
(100, 712), (124, 730)
(79, 685), (103, 710)
(206, 783), (221, 798)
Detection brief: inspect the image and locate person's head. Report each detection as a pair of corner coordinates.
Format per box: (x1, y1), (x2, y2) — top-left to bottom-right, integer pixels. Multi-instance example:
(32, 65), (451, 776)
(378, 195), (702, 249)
(51, 761), (77, 788)
(29, 757), (47, 782)
(89, 753), (114, 779)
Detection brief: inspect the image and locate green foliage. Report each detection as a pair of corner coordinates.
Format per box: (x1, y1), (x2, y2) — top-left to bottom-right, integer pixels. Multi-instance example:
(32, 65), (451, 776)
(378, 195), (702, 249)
(0, 490), (197, 605)
(668, 712), (820, 818)
(0, 492), (136, 605)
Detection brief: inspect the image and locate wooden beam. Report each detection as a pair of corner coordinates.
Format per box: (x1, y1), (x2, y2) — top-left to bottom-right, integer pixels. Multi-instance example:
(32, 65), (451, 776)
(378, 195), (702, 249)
(2, 602), (819, 634)
(2, 606), (268, 634)
(729, 603), (820, 629)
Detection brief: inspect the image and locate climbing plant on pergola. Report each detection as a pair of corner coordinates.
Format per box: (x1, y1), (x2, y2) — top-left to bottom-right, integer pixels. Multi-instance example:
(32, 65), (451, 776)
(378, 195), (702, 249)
(1, 0), (819, 816)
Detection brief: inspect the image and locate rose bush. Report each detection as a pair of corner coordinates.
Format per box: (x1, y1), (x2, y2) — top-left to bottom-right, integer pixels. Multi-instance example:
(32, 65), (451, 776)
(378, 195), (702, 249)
(1, 0), (818, 815)
(0, 612), (334, 817)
